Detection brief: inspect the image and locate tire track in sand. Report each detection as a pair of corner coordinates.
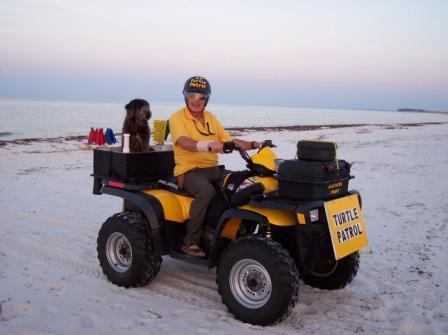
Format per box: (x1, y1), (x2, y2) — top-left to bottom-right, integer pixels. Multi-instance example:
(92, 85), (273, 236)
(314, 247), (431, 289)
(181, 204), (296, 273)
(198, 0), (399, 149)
(1, 232), (223, 310)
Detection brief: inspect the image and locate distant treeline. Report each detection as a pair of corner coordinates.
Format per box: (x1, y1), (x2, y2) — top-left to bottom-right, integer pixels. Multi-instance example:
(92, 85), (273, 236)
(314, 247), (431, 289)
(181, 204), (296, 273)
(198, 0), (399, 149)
(397, 108), (447, 114)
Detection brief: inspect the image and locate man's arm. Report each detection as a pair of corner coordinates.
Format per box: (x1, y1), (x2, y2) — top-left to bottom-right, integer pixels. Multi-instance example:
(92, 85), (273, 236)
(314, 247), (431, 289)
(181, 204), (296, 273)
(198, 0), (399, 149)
(175, 136), (199, 151)
(176, 136), (224, 153)
(176, 136), (262, 152)
(233, 138), (262, 151)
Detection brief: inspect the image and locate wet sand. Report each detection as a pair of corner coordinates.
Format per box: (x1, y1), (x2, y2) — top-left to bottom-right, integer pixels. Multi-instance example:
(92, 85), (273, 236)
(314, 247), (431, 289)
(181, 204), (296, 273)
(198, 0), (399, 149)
(1, 122), (446, 147)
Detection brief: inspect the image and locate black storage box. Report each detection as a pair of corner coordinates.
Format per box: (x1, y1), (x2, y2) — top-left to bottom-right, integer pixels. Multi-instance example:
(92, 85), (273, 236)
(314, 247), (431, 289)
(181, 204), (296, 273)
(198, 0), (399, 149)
(297, 140), (337, 161)
(93, 146), (175, 183)
(277, 159), (352, 200)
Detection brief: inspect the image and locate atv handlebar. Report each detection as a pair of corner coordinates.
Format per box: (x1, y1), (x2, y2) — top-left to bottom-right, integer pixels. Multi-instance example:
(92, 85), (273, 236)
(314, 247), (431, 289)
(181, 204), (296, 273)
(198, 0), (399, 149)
(222, 140), (276, 176)
(222, 140), (276, 154)
(222, 141), (236, 153)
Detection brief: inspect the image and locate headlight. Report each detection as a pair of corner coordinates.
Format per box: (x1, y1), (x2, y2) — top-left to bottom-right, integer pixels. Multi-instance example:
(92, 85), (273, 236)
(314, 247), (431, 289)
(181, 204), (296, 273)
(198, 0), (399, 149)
(309, 209), (319, 223)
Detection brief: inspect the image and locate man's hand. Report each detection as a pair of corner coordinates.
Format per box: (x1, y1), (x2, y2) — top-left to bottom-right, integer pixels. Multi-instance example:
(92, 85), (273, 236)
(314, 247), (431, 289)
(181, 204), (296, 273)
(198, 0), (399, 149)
(251, 141), (263, 149)
(196, 140), (223, 153)
(207, 140), (224, 153)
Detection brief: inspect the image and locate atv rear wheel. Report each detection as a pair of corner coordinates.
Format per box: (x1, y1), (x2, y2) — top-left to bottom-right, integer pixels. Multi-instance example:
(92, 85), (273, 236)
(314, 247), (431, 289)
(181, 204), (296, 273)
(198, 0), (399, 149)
(97, 211), (162, 287)
(302, 251), (360, 290)
(217, 236), (299, 326)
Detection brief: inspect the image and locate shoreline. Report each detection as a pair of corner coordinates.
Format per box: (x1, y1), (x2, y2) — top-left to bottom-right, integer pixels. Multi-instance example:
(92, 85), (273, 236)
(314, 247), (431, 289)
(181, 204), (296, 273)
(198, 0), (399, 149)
(226, 121), (447, 134)
(0, 121), (446, 147)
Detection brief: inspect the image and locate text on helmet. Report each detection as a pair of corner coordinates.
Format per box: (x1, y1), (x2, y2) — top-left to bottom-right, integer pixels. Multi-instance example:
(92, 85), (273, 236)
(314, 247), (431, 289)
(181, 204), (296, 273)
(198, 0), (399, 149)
(189, 78), (207, 89)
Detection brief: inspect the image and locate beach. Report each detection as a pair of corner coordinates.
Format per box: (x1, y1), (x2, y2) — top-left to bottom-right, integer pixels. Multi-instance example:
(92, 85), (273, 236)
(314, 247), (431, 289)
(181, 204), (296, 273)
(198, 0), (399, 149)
(0, 122), (447, 335)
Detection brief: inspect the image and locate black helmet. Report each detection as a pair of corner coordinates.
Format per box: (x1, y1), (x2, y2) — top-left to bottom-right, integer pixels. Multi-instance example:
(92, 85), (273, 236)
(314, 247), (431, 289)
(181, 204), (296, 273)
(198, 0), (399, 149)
(183, 76), (211, 95)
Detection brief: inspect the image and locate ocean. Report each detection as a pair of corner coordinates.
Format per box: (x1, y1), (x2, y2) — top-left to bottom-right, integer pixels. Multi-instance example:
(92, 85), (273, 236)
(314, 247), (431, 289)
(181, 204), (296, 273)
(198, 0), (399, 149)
(0, 99), (447, 140)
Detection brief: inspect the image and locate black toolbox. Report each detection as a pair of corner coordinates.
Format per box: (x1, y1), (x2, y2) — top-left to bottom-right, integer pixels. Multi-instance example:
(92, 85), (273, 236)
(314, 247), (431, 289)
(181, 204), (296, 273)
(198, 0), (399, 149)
(277, 159), (352, 200)
(93, 146), (175, 183)
(297, 140), (337, 161)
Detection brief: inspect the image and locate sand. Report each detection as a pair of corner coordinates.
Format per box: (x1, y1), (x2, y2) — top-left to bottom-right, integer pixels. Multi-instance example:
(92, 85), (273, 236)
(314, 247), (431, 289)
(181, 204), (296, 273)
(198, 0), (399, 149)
(0, 123), (447, 335)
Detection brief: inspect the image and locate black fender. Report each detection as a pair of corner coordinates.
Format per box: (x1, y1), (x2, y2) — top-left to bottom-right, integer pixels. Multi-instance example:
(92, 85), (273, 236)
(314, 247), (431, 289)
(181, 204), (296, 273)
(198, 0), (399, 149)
(101, 185), (166, 256)
(209, 208), (268, 267)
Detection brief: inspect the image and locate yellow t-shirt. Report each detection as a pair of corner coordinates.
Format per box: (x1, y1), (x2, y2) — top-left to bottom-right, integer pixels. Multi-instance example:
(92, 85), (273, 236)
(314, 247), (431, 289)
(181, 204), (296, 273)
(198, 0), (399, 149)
(169, 107), (232, 176)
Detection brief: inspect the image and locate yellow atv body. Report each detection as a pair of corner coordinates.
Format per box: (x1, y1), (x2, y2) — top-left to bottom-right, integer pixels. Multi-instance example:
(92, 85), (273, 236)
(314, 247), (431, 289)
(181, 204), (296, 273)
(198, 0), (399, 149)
(93, 141), (368, 326)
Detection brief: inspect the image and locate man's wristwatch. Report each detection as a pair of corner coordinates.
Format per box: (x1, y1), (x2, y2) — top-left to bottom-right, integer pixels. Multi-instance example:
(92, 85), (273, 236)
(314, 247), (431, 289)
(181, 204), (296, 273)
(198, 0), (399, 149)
(251, 141), (258, 149)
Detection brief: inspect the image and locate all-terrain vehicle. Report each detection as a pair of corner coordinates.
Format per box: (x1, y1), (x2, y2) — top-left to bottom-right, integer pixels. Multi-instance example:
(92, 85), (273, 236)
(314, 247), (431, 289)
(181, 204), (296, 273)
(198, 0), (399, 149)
(92, 140), (368, 326)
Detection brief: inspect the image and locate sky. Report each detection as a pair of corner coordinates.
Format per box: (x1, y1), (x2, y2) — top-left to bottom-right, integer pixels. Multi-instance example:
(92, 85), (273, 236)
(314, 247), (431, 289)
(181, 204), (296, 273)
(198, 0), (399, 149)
(0, 0), (447, 110)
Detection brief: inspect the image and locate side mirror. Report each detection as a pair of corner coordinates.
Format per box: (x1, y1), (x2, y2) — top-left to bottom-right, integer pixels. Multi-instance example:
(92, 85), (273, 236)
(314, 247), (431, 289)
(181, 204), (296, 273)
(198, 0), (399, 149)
(262, 140), (276, 148)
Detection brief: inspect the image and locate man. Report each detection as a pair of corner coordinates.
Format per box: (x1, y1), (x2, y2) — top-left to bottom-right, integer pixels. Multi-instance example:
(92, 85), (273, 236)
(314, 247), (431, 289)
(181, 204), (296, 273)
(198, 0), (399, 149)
(169, 76), (262, 257)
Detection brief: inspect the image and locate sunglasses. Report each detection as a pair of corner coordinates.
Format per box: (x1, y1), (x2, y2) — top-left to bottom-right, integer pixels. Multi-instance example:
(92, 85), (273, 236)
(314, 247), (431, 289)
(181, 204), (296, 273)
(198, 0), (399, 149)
(193, 121), (215, 136)
(185, 92), (209, 101)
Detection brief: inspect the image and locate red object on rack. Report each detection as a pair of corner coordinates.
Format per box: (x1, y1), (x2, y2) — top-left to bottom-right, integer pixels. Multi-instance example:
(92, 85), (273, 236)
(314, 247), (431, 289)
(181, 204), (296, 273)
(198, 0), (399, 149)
(97, 128), (105, 146)
(88, 127), (95, 144)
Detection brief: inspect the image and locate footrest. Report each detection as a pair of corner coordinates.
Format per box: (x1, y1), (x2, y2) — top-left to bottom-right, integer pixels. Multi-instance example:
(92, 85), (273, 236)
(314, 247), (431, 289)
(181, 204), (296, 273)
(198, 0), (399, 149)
(169, 249), (209, 267)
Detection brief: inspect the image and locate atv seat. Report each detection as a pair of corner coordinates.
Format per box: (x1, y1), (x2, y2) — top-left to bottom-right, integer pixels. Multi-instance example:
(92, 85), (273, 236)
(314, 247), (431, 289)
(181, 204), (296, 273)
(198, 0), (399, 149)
(157, 176), (193, 197)
(158, 172), (224, 199)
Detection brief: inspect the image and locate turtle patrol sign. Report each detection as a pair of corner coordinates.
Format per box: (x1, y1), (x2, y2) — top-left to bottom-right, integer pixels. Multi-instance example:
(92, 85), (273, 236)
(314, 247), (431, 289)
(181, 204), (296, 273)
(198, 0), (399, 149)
(324, 194), (368, 260)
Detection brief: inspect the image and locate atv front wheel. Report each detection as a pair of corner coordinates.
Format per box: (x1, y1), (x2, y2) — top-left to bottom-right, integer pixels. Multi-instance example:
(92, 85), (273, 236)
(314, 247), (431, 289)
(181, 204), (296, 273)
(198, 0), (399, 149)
(302, 251), (360, 290)
(97, 211), (162, 287)
(217, 236), (299, 326)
